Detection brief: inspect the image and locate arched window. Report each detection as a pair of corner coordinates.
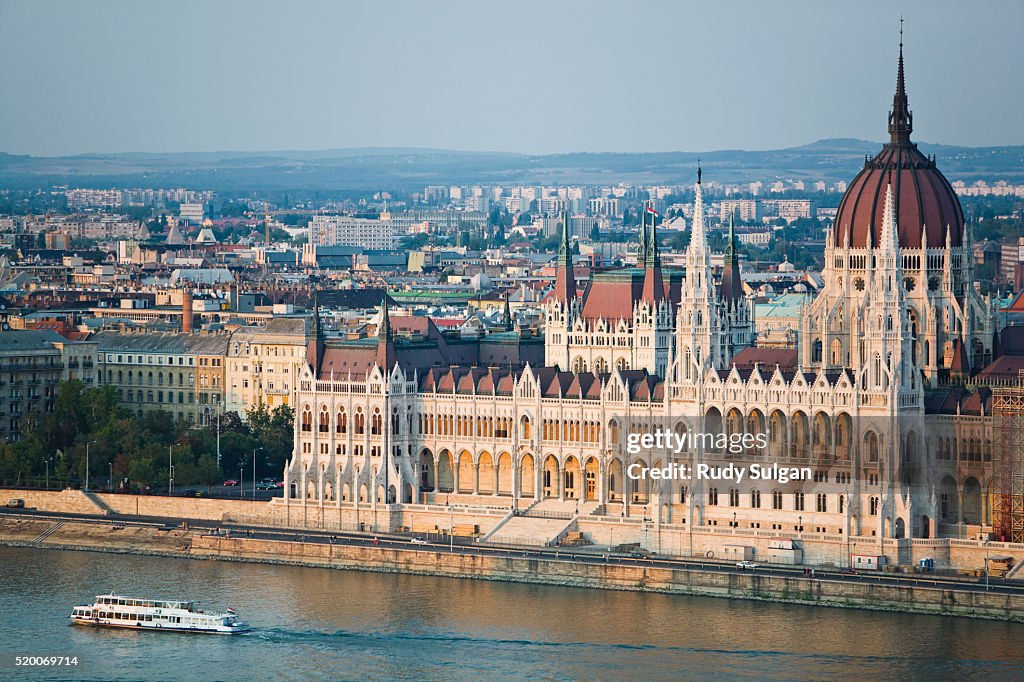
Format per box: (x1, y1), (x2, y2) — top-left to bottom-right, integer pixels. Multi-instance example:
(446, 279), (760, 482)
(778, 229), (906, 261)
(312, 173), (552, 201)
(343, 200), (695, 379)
(319, 406), (330, 433)
(355, 409), (365, 435)
(301, 405), (312, 432)
(336, 408), (347, 434)
(750, 489), (761, 509)
(371, 409), (382, 436)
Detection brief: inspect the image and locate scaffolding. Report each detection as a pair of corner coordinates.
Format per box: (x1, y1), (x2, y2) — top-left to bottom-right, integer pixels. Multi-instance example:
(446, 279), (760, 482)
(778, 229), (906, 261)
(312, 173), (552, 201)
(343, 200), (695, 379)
(992, 370), (1024, 543)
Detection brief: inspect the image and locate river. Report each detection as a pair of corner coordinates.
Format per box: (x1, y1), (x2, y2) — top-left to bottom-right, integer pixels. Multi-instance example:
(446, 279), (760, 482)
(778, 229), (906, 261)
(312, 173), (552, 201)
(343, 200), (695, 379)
(2, 546), (1023, 681)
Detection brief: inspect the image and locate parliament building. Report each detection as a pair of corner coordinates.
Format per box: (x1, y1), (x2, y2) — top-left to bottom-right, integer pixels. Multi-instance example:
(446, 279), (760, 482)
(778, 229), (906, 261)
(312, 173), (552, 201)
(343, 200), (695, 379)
(282, 41), (1004, 550)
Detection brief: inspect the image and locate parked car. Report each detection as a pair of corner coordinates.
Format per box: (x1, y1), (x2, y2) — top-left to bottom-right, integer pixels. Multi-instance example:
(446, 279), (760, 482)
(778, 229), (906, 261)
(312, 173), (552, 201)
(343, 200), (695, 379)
(736, 561), (758, 570)
(223, 479), (239, 487)
(410, 537), (429, 545)
(6, 499), (25, 508)
(840, 568), (860, 575)
(256, 481), (276, 490)
(261, 477), (277, 485)
(184, 489), (204, 498)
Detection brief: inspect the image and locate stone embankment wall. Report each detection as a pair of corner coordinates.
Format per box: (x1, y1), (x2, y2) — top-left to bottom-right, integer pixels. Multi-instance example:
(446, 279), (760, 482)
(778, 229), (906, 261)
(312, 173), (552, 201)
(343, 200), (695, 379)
(190, 534), (1024, 622)
(4, 488), (1024, 573)
(3, 513), (1023, 622)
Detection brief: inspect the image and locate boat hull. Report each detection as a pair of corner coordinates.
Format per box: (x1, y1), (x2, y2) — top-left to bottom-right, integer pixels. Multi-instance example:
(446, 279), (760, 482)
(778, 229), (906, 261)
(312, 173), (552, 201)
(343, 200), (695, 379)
(70, 617), (250, 635)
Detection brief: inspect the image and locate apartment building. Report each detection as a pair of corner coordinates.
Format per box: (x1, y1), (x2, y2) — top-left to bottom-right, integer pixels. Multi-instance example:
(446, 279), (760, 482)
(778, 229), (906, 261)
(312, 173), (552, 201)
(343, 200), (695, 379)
(0, 330), (65, 441)
(224, 318), (308, 416)
(310, 215), (394, 249)
(94, 332), (229, 425)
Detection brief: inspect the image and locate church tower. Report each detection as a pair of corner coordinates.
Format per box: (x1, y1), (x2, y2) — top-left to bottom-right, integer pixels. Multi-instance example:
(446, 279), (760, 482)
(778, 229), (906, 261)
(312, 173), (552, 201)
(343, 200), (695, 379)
(633, 202), (674, 377)
(720, 214), (755, 358)
(543, 209), (578, 371)
(673, 169), (728, 387)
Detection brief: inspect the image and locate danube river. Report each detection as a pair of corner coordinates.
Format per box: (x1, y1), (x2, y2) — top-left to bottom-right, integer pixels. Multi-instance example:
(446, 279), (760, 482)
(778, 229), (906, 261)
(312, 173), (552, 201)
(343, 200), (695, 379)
(2, 546), (1024, 681)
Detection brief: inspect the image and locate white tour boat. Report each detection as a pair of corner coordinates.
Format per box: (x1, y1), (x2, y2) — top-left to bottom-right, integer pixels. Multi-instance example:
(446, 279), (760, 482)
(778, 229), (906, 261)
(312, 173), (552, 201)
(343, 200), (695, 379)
(70, 594), (251, 634)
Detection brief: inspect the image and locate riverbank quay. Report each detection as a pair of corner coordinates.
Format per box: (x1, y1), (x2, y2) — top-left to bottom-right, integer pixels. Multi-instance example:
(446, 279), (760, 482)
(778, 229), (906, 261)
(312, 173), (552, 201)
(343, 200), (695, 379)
(4, 487), (1024, 576)
(4, 512), (1024, 623)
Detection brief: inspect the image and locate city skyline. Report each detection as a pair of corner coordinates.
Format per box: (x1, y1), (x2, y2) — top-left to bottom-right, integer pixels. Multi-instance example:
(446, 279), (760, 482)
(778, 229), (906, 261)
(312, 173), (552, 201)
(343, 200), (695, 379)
(1, 0), (1022, 157)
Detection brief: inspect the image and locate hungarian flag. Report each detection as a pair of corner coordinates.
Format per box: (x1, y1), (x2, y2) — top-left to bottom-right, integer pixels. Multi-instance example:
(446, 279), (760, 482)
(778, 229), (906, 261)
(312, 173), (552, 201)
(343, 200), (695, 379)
(227, 607), (236, 614)
(646, 206), (659, 216)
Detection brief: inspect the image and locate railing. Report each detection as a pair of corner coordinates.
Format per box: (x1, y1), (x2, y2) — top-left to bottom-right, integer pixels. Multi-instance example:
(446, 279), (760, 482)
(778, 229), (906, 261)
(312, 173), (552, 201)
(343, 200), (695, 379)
(522, 510), (574, 520)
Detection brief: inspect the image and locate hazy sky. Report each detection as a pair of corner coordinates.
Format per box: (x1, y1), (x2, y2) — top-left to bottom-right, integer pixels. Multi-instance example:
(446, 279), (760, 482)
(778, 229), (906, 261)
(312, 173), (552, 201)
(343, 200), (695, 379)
(1, 0), (1021, 156)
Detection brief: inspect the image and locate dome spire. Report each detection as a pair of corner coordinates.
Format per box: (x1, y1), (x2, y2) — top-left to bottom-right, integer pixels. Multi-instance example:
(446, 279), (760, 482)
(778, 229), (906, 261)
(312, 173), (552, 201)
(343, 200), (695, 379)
(888, 17), (913, 143)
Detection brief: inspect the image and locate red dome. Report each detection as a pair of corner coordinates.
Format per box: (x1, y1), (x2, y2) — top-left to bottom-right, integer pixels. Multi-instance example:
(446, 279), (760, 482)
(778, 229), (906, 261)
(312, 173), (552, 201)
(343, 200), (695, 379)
(834, 145), (964, 249)
(832, 41), (964, 250)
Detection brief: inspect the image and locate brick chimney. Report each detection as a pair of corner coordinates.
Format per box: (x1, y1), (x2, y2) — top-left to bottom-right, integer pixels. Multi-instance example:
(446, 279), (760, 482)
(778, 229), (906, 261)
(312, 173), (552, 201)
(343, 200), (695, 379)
(182, 290), (194, 333)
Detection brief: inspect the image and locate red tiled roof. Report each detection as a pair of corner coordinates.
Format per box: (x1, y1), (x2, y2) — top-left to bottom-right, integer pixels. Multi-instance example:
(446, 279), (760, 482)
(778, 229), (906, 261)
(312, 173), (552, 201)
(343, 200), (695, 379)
(729, 347), (799, 372)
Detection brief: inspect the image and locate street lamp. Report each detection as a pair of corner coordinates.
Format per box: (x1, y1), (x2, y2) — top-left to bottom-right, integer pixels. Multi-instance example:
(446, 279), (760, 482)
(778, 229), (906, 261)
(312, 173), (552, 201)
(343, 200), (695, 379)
(109, 462), (113, 491)
(84, 440), (97, 492)
(253, 447), (262, 501)
(984, 540), (991, 592)
(240, 466), (245, 499)
(168, 444), (175, 496)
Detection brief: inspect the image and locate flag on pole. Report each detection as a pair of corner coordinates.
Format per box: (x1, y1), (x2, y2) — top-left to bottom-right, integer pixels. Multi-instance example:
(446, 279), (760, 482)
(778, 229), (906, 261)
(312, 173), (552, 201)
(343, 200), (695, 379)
(646, 205), (659, 216)
(227, 607), (236, 614)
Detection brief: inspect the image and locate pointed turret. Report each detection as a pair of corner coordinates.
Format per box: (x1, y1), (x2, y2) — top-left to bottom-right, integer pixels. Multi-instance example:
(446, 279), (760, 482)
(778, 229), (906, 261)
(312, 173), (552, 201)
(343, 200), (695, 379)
(375, 295), (397, 371)
(888, 21), (913, 144)
(689, 166), (707, 259)
(721, 214), (743, 307)
(641, 201), (665, 303)
(949, 334), (970, 383)
(503, 294), (514, 331)
(551, 208), (576, 302)
(879, 182), (900, 254)
(644, 202), (660, 268)
(305, 287), (326, 373)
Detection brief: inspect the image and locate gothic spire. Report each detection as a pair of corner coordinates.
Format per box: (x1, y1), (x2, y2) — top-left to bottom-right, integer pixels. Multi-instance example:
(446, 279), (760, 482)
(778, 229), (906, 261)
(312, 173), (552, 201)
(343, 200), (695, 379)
(551, 208), (576, 302)
(689, 166), (707, 258)
(641, 201), (664, 303)
(305, 285), (326, 372)
(375, 294), (397, 370)
(721, 214), (743, 306)
(644, 202), (660, 268)
(724, 213), (738, 266)
(888, 19), (913, 144)
(378, 294), (392, 340)
(880, 183), (901, 254)
(503, 294), (514, 332)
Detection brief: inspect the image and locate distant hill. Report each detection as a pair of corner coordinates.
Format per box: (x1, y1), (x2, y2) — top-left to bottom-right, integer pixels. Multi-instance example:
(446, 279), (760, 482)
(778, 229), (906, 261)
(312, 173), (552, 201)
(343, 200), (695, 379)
(1, 139), (1022, 191)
